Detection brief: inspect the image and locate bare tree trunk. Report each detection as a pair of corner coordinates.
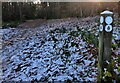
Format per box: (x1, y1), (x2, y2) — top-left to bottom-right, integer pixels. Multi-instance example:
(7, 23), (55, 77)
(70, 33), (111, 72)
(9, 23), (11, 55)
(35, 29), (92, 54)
(80, 3), (83, 17)
(19, 2), (22, 21)
(118, 1), (120, 18)
(90, 3), (94, 17)
(0, 2), (1, 27)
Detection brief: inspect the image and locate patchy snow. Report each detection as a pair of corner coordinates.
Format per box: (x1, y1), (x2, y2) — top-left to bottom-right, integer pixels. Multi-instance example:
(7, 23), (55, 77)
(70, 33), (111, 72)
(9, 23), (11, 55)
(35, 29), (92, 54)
(54, 58), (64, 65)
(1, 16), (119, 82)
(83, 60), (92, 67)
(51, 75), (73, 81)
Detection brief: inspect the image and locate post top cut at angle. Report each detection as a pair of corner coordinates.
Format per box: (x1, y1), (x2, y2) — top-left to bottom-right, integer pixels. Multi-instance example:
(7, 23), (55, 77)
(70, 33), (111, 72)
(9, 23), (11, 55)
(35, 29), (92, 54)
(101, 10), (113, 15)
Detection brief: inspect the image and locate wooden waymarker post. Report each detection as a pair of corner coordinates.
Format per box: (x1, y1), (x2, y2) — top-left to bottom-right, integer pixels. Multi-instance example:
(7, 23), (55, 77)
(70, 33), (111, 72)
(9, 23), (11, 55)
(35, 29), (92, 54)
(98, 10), (113, 82)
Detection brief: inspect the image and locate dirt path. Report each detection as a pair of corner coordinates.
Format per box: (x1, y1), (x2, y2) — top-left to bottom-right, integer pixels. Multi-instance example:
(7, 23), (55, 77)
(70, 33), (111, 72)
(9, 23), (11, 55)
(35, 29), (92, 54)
(17, 17), (98, 29)
(17, 19), (47, 28)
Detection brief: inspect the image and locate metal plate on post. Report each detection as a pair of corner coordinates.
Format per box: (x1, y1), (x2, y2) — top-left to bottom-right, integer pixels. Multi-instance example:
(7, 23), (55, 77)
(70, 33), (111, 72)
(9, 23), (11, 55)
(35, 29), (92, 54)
(105, 16), (113, 25)
(105, 25), (112, 32)
(99, 24), (103, 31)
(100, 16), (104, 23)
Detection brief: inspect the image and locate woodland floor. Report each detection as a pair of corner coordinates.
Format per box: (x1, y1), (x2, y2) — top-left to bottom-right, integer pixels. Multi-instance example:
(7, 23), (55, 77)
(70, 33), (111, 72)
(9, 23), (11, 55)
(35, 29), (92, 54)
(0, 16), (120, 82)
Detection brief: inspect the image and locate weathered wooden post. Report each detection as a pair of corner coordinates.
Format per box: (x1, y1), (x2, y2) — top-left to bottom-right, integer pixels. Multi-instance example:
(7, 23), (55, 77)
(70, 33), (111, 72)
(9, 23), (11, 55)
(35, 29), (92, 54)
(98, 10), (114, 82)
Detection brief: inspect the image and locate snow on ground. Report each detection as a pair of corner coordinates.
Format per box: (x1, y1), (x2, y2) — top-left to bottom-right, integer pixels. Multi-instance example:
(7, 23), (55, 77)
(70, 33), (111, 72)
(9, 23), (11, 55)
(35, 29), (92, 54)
(1, 17), (120, 82)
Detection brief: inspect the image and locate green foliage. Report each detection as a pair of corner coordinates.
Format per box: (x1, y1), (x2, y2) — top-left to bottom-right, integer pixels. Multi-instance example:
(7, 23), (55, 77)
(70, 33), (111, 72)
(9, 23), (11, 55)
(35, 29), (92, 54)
(114, 21), (120, 25)
(101, 58), (120, 82)
(112, 43), (118, 48)
(118, 66), (120, 72)
(53, 28), (67, 33)
(2, 20), (22, 28)
(69, 31), (80, 37)
(64, 50), (71, 56)
(71, 42), (79, 47)
(63, 43), (69, 49)
(51, 36), (58, 42)
(80, 30), (98, 48)
(50, 26), (119, 82)
(69, 27), (99, 48)
(116, 76), (120, 83)
(104, 71), (112, 77)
